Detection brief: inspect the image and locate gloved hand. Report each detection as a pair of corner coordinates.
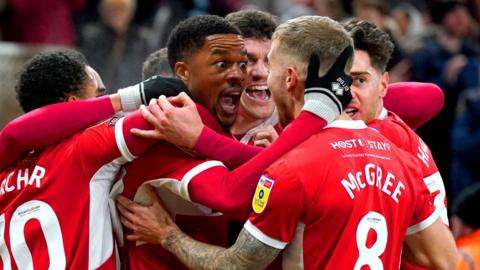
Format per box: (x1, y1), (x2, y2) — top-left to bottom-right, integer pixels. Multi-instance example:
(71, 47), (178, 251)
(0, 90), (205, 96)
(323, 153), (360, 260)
(117, 75), (190, 111)
(302, 45), (353, 123)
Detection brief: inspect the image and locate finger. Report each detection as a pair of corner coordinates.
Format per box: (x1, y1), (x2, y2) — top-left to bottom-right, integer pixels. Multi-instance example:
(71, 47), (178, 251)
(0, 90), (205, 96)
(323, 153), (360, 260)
(139, 105), (161, 127)
(120, 215), (135, 230)
(149, 98), (158, 106)
(254, 138), (270, 148)
(116, 195), (135, 211)
(171, 92), (194, 107)
(130, 128), (164, 140)
(148, 99), (165, 119)
(254, 131), (273, 142)
(126, 234), (142, 242)
(145, 185), (160, 206)
(158, 95), (175, 111)
(327, 45), (353, 78)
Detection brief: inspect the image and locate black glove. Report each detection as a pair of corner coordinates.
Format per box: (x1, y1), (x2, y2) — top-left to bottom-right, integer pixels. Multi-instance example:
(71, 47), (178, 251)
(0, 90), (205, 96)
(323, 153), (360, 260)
(302, 46), (353, 123)
(118, 75), (191, 111)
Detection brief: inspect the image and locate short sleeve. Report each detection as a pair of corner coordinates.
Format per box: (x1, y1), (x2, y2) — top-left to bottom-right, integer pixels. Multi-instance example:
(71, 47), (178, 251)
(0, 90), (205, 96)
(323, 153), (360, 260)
(406, 182), (439, 235)
(245, 160), (306, 249)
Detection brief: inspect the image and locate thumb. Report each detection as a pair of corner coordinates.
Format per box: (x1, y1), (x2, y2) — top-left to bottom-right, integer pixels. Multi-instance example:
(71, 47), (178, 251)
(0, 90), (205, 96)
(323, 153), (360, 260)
(307, 54), (321, 82)
(145, 184), (160, 206)
(170, 92), (194, 108)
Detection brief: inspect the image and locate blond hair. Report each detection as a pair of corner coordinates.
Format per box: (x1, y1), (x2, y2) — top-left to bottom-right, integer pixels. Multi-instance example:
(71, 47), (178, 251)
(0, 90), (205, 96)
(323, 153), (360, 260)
(272, 16), (353, 79)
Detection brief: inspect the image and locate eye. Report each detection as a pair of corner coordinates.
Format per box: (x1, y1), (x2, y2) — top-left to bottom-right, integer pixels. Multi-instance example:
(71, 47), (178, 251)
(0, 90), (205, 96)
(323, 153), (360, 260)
(215, 61), (227, 69)
(353, 77), (366, 85)
(239, 61), (247, 71)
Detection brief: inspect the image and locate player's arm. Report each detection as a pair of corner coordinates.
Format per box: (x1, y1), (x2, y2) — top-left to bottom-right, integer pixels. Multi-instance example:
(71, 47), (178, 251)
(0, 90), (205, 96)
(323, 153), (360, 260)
(117, 185), (281, 270)
(403, 218), (457, 270)
(0, 95), (118, 170)
(384, 82), (444, 129)
(0, 76), (187, 170)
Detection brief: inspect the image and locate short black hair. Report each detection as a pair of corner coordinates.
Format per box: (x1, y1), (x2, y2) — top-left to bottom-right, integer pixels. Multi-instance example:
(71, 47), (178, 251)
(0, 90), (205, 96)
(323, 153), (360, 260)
(16, 49), (89, 112)
(166, 15), (241, 70)
(142, 48), (173, 79)
(452, 183), (480, 229)
(342, 18), (394, 72)
(225, 10), (278, 40)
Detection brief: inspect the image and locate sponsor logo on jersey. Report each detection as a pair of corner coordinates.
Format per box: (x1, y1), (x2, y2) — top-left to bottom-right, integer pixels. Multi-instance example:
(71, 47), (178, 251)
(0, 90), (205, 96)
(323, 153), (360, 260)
(252, 175), (274, 214)
(108, 117), (119, 126)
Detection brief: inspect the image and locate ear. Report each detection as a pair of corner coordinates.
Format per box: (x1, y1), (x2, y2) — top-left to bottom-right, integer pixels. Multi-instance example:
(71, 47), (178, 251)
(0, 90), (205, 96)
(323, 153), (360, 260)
(175, 62), (190, 83)
(286, 66), (303, 100)
(286, 66), (298, 93)
(66, 95), (80, 102)
(380, 71), (389, 98)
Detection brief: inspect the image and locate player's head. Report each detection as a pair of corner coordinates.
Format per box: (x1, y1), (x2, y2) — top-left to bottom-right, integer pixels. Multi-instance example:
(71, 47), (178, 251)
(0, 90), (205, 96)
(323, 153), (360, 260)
(142, 48), (174, 79)
(167, 15), (248, 128)
(268, 15), (353, 127)
(226, 10), (278, 123)
(16, 49), (105, 112)
(450, 183), (480, 239)
(342, 18), (394, 123)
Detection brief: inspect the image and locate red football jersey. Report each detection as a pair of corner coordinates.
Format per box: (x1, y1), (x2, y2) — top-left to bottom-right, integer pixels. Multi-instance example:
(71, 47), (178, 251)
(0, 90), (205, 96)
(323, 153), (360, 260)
(246, 120), (438, 270)
(111, 105), (230, 270)
(368, 109), (447, 224)
(0, 116), (142, 270)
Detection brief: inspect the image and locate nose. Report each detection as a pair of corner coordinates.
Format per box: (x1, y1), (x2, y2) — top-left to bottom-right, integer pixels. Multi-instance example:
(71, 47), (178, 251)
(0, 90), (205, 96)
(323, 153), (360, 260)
(227, 63), (246, 85)
(251, 60), (269, 82)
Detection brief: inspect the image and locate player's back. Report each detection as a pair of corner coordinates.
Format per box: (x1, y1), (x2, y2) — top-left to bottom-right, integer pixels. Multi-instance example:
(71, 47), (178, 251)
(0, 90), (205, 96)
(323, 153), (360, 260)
(250, 120), (437, 269)
(368, 111), (447, 224)
(0, 120), (126, 270)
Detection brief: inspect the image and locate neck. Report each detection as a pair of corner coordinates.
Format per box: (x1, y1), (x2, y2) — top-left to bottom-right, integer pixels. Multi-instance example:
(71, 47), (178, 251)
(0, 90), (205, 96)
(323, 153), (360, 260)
(230, 113), (267, 135)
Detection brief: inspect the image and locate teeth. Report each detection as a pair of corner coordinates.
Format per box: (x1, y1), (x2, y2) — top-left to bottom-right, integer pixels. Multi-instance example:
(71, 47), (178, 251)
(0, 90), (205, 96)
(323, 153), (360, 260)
(248, 85), (269, 91)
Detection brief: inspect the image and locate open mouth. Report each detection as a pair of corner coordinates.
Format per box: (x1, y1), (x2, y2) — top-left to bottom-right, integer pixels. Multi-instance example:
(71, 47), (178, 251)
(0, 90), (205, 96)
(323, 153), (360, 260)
(345, 107), (358, 118)
(219, 90), (241, 115)
(245, 85), (271, 101)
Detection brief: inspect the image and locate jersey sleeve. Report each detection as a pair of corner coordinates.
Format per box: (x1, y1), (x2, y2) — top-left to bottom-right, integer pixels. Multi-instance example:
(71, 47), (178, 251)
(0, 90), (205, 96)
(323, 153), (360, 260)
(384, 82), (444, 129)
(193, 126), (262, 168)
(406, 174), (439, 235)
(244, 160), (306, 249)
(74, 110), (157, 170)
(186, 111), (327, 220)
(0, 96), (115, 170)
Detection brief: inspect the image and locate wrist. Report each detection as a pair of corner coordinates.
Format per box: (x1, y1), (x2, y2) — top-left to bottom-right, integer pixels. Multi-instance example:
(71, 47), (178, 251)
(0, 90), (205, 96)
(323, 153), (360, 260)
(302, 90), (340, 123)
(118, 85), (142, 112)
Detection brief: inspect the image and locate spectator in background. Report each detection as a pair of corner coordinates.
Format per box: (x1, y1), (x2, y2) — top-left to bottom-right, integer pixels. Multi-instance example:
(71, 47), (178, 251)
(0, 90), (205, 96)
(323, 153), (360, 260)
(390, 2), (429, 53)
(78, 0), (152, 92)
(410, 0), (480, 203)
(451, 86), (480, 201)
(142, 48), (174, 79)
(351, 0), (410, 82)
(0, 0), (85, 45)
(450, 183), (480, 270)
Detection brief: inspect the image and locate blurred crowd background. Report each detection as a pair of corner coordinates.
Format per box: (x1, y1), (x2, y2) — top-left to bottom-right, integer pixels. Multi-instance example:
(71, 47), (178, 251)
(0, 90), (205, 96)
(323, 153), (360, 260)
(1, 0), (480, 210)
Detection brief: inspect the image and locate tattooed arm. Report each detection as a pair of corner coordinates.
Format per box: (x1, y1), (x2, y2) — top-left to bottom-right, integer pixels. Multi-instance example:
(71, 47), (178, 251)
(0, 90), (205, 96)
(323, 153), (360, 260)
(163, 228), (280, 270)
(116, 185), (281, 270)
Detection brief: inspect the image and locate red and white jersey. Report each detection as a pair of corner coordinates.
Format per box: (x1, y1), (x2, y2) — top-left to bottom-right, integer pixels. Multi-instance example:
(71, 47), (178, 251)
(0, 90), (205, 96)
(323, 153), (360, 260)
(0, 117), (136, 270)
(245, 120), (438, 270)
(368, 108), (448, 224)
(232, 112), (281, 145)
(110, 105), (230, 270)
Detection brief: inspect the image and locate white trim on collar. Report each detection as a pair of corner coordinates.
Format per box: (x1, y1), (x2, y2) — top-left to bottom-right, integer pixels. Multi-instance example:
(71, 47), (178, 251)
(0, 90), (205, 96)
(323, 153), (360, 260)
(325, 119), (368, 129)
(377, 107), (388, 120)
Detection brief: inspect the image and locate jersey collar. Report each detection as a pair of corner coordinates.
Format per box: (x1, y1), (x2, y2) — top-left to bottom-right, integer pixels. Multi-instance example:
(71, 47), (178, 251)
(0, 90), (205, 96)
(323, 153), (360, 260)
(377, 107), (388, 120)
(326, 119), (368, 129)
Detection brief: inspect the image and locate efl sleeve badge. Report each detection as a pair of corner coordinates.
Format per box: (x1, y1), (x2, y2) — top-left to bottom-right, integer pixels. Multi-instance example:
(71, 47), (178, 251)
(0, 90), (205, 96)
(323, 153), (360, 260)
(252, 175), (275, 214)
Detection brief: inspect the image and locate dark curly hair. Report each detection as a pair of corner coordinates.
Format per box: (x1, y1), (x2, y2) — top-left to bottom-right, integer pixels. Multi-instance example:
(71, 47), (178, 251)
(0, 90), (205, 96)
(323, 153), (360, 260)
(225, 10), (278, 40)
(342, 18), (394, 72)
(166, 15), (241, 71)
(16, 49), (89, 112)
